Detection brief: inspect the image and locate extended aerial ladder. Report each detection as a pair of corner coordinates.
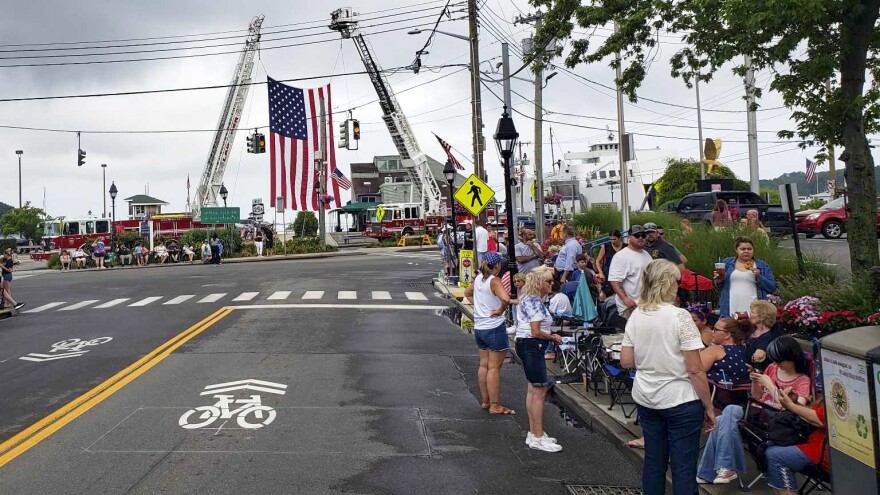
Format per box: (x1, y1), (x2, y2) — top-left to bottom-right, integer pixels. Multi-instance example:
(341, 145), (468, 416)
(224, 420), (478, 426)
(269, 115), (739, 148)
(192, 16), (264, 218)
(329, 8), (443, 216)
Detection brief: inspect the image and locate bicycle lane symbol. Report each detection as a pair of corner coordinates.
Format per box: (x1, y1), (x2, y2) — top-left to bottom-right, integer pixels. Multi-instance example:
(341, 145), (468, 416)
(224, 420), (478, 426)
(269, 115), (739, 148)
(19, 337), (114, 362)
(178, 379), (287, 430)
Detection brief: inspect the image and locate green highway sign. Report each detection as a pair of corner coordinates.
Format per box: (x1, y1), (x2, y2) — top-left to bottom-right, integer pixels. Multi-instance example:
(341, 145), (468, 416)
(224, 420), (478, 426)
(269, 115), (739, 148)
(201, 207), (240, 224)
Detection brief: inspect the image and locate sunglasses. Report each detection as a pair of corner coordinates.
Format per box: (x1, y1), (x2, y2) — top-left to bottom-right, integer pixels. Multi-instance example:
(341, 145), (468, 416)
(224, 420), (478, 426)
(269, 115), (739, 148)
(631, 233), (646, 239)
(712, 326), (730, 333)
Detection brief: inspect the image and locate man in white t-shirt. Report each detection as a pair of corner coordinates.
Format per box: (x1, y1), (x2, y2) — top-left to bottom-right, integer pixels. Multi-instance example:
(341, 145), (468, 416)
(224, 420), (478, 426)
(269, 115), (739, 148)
(608, 225), (653, 318)
(474, 221), (489, 267)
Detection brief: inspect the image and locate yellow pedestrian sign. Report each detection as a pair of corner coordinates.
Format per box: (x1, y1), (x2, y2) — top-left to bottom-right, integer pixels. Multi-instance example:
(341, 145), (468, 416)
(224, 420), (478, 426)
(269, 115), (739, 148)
(376, 205), (386, 221)
(454, 174), (495, 216)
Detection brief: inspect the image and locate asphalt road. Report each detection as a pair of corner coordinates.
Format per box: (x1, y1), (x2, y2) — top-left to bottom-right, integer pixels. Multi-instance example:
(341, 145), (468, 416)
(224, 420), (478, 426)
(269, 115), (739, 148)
(0, 251), (639, 494)
(778, 234), (880, 275)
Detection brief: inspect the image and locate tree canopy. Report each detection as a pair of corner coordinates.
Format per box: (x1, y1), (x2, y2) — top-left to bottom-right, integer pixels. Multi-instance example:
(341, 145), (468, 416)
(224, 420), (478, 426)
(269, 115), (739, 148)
(0, 203), (45, 241)
(533, 0), (880, 295)
(654, 158), (748, 206)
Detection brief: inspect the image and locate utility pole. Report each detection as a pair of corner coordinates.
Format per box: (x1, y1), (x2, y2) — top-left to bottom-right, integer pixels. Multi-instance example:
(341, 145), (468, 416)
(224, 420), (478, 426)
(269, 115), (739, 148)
(318, 93), (327, 251)
(614, 23), (630, 233)
(101, 163), (107, 218)
(467, 0), (487, 224)
(825, 78), (837, 198)
(744, 55), (760, 193)
(15, 150), (23, 208)
(696, 79), (705, 178)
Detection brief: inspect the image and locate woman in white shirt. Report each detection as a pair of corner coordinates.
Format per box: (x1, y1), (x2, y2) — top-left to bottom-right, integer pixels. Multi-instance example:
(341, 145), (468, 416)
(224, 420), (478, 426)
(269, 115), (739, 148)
(620, 259), (715, 495)
(514, 266), (563, 453)
(464, 252), (515, 416)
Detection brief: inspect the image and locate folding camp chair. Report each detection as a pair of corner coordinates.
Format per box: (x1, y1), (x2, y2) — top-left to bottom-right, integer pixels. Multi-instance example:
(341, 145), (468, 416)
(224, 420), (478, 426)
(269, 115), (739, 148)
(798, 437), (831, 495)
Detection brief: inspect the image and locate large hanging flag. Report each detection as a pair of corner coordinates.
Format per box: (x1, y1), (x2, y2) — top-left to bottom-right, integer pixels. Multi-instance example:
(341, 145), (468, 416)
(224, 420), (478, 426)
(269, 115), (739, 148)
(805, 158), (818, 183)
(434, 133), (464, 170)
(268, 77), (342, 210)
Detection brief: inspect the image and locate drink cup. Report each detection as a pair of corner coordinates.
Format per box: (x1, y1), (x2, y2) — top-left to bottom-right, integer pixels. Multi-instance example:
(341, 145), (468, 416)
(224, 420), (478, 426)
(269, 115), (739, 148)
(714, 262), (726, 278)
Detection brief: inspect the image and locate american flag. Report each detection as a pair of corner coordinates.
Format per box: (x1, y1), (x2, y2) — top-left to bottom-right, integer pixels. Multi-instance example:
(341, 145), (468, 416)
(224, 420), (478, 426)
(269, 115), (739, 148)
(805, 158), (818, 183)
(501, 271), (511, 295)
(331, 167), (352, 190)
(268, 77), (342, 210)
(434, 133), (464, 170)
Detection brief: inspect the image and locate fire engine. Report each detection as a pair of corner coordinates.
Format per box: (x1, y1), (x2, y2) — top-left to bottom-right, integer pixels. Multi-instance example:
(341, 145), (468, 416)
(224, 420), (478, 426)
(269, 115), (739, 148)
(364, 203), (498, 239)
(34, 214), (224, 260)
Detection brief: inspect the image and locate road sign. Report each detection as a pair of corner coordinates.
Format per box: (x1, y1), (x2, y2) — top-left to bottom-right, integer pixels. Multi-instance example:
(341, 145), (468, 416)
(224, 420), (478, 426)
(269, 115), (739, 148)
(201, 207), (240, 224)
(827, 179), (836, 193)
(454, 174), (495, 216)
(376, 205), (386, 222)
(459, 249), (474, 288)
(252, 198), (265, 215)
(531, 181), (536, 200)
(139, 220), (149, 237)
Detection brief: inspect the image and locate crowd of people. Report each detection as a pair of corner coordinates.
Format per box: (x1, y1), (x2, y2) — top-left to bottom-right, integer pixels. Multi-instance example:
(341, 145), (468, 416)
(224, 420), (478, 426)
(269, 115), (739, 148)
(460, 218), (826, 495)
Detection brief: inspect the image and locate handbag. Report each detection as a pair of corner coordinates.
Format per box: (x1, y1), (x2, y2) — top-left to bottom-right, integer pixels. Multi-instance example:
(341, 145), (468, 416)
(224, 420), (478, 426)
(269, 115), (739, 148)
(766, 410), (815, 446)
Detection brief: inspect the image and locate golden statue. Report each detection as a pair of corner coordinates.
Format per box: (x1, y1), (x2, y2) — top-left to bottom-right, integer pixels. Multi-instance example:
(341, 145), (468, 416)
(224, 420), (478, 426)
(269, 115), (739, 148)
(701, 138), (724, 175)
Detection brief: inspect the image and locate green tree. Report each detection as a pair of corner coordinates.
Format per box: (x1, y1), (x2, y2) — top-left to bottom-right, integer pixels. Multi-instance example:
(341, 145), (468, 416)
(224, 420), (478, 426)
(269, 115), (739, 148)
(759, 187), (781, 205)
(0, 203), (45, 241)
(534, 0), (880, 299)
(654, 158), (748, 206)
(292, 212), (318, 237)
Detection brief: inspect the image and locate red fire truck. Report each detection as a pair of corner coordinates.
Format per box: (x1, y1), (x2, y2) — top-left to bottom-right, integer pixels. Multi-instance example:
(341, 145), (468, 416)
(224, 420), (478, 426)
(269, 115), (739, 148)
(33, 214), (224, 260)
(363, 203), (497, 239)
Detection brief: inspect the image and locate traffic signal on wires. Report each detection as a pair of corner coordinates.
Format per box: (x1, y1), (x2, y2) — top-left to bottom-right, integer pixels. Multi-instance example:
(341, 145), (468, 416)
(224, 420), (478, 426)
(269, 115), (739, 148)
(77, 149), (86, 167)
(256, 133), (266, 153)
(246, 133), (256, 154)
(352, 119), (360, 141)
(338, 120), (349, 149)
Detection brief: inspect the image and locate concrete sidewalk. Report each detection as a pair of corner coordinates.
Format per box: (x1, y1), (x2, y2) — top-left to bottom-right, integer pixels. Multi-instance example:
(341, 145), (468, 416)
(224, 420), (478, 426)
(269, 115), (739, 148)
(433, 278), (777, 495)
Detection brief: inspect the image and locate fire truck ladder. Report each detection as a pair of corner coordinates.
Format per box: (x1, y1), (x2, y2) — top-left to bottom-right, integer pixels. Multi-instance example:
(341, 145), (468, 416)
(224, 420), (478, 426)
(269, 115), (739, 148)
(192, 15), (264, 219)
(329, 8), (442, 216)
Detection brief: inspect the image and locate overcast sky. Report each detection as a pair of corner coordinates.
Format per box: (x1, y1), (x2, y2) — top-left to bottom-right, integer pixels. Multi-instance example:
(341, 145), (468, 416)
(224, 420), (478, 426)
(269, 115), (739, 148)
(0, 0), (861, 218)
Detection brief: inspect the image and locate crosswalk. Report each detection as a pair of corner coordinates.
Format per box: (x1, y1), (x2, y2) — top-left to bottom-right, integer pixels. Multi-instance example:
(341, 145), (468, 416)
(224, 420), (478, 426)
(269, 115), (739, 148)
(23, 289), (437, 314)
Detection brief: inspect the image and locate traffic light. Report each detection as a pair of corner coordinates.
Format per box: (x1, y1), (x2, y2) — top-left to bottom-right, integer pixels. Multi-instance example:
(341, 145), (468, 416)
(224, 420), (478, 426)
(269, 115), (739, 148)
(246, 133), (256, 154)
(352, 119), (360, 141)
(77, 149), (86, 167)
(338, 120), (349, 149)
(256, 133), (266, 153)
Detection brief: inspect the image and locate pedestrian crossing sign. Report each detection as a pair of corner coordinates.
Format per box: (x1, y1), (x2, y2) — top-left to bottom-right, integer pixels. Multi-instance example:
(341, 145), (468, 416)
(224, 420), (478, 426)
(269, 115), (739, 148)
(454, 174), (495, 216)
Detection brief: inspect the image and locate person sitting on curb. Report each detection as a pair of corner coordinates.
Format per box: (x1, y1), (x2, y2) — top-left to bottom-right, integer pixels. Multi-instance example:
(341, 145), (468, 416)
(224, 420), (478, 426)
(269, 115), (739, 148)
(133, 243), (145, 266)
(154, 242), (169, 265)
(117, 243), (132, 267)
(182, 243), (196, 264)
(73, 247), (88, 269)
(167, 240), (180, 263)
(60, 250), (72, 271)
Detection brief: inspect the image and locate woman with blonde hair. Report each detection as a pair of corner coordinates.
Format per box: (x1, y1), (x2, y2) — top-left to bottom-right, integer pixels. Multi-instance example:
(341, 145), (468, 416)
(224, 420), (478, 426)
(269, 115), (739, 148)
(747, 299), (780, 371)
(464, 252), (516, 415)
(621, 259), (715, 494)
(514, 265), (563, 452)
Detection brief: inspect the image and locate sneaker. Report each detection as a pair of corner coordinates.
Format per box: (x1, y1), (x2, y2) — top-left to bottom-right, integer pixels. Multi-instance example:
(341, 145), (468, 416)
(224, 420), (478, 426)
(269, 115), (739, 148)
(529, 435), (562, 453)
(526, 432), (557, 446)
(14, 302), (26, 310)
(713, 469), (738, 484)
(696, 477), (712, 484)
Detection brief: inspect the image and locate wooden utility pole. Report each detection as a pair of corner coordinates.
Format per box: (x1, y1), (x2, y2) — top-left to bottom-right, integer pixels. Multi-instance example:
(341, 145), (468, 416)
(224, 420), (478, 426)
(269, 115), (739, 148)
(318, 93), (327, 251)
(467, 0), (486, 223)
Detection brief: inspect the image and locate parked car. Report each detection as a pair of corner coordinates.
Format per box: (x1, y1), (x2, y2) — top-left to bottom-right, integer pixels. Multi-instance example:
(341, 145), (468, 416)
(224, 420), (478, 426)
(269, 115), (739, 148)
(515, 215), (536, 230)
(673, 190), (791, 233)
(795, 195), (880, 239)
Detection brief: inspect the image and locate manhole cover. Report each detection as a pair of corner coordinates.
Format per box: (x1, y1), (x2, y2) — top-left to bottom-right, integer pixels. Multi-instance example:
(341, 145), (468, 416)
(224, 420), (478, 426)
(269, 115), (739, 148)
(566, 486), (643, 495)
(409, 283), (435, 289)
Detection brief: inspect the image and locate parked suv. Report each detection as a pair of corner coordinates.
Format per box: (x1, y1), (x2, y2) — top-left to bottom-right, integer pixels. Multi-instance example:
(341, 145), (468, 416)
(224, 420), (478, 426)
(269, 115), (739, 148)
(672, 190), (790, 232)
(795, 196), (880, 239)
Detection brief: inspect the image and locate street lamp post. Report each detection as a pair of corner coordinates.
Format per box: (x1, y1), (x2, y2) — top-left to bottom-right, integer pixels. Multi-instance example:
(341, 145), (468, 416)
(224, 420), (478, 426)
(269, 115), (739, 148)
(15, 150), (23, 208)
(493, 106), (520, 298)
(101, 164), (107, 218)
(443, 160), (458, 277)
(109, 182), (118, 246)
(219, 184), (228, 207)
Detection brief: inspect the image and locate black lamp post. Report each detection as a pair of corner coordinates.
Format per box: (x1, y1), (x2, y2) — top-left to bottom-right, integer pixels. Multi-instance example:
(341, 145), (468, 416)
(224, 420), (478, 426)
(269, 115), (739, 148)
(443, 160), (458, 277)
(109, 182), (118, 245)
(494, 106), (519, 298)
(219, 183), (228, 207)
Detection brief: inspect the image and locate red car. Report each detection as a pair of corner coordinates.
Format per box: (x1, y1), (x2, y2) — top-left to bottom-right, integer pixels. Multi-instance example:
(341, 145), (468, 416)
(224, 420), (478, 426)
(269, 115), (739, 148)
(795, 196), (880, 239)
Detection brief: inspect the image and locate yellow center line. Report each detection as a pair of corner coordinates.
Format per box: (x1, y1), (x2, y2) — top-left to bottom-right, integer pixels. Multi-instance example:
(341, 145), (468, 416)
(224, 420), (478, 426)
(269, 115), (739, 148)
(0, 306), (234, 469)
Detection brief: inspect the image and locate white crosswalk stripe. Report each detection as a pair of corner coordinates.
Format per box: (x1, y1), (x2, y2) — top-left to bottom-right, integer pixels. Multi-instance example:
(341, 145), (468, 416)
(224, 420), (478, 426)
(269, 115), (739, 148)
(59, 300), (100, 311)
(198, 293), (226, 303)
(267, 291), (290, 300)
(372, 291), (392, 300)
(405, 292), (429, 301)
(24, 302), (67, 313)
(233, 292), (259, 301)
(94, 298), (131, 309)
(338, 291), (357, 300)
(164, 295), (195, 305)
(302, 291), (324, 300)
(129, 296), (163, 307)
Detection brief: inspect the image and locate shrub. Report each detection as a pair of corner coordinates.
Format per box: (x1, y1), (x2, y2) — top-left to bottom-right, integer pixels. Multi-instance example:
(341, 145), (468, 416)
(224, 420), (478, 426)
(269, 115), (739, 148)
(0, 239), (17, 253)
(47, 253), (61, 270)
(239, 243), (257, 257)
(292, 212), (318, 237)
(800, 197), (827, 211)
(114, 231), (143, 248)
(283, 236), (336, 254)
(180, 229), (210, 249)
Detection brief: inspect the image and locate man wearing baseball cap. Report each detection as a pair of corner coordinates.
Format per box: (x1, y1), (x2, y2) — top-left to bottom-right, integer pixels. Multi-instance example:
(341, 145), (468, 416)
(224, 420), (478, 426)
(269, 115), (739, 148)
(644, 222), (685, 272)
(607, 225), (653, 319)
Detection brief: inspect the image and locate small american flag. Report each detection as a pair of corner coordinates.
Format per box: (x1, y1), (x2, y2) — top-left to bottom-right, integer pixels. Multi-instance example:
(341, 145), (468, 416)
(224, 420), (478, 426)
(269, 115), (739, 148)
(434, 133), (464, 170)
(501, 271), (511, 295)
(515, 165), (524, 178)
(805, 158), (818, 183)
(331, 167), (352, 190)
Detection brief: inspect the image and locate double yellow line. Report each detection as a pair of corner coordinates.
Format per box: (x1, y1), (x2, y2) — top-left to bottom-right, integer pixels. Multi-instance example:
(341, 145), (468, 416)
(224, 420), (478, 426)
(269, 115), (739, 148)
(0, 307), (233, 469)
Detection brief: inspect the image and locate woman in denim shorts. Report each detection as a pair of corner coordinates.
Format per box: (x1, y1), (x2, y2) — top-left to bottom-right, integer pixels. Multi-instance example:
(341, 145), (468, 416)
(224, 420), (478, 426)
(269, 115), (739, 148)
(515, 266), (563, 452)
(464, 252), (515, 415)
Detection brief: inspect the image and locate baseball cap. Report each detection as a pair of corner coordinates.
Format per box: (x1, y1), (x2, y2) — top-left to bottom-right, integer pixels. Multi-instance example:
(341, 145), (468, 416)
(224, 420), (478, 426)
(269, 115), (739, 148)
(643, 222), (658, 232)
(628, 225), (646, 236)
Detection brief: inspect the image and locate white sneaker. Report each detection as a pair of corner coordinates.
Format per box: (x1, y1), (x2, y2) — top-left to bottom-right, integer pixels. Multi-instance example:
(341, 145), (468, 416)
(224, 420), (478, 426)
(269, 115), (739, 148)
(713, 469), (738, 484)
(529, 435), (562, 452)
(526, 432), (557, 446)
